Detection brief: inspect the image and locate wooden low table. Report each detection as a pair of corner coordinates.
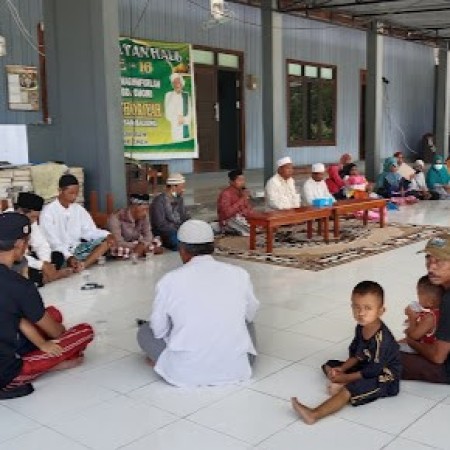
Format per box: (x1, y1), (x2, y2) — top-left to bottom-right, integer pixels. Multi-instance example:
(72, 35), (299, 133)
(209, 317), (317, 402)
(332, 198), (387, 238)
(247, 206), (332, 253)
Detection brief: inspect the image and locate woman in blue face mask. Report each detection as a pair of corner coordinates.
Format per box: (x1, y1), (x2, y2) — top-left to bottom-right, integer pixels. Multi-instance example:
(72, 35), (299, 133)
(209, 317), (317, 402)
(426, 154), (450, 198)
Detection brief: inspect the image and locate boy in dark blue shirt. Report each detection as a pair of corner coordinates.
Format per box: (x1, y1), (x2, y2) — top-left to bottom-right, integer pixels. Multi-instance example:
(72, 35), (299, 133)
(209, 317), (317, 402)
(292, 281), (401, 424)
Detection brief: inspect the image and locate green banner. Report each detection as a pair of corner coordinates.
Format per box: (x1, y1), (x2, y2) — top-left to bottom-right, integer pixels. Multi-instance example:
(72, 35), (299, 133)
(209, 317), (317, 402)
(120, 37), (198, 159)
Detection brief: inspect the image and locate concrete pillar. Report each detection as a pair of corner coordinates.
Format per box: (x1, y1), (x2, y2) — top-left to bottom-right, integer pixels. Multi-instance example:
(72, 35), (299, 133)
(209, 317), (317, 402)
(435, 44), (449, 159)
(365, 21), (384, 181)
(261, 0), (284, 183)
(43, 0), (126, 209)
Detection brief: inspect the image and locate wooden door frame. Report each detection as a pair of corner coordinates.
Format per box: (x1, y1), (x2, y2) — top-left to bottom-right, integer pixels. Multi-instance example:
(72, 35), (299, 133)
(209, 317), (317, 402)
(193, 45), (246, 171)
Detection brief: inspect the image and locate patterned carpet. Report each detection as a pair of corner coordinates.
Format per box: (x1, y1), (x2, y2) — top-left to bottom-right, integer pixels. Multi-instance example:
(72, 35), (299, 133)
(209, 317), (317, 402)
(214, 220), (447, 271)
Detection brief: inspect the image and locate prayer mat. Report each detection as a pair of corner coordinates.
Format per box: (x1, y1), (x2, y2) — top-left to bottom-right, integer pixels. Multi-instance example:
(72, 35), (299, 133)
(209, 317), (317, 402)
(214, 221), (446, 271)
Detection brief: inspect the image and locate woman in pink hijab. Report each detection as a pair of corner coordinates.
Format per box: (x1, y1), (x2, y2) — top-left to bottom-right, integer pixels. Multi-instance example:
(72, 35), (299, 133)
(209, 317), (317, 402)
(326, 164), (346, 199)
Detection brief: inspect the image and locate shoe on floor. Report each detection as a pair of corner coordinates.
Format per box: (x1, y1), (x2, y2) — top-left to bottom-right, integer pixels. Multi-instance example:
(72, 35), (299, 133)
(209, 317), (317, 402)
(0, 383), (34, 400)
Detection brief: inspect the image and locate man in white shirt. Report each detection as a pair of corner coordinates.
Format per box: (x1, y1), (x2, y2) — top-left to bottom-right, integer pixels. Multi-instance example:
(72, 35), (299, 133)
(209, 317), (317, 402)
(303, 163), (336, 205)
(394, 151), (415, 181)
(164, 73), (192, 142)
(15, 192), (72, 286)
(137, 219), (260, 387)
(265, 156), (301, 210)
(40, 174), (116, 272)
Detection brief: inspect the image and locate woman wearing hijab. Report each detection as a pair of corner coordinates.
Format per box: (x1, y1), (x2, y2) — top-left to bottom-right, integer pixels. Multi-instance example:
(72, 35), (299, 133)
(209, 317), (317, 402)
(325, 165), (346, 199)
(375, 157), (411, 198)
(338, 154), (352, 178)
(426, 155), (450, 199)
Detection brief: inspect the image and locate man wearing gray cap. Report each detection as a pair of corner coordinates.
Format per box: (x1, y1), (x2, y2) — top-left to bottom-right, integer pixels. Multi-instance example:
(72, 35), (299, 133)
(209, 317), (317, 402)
(150, 173), (190, 250)
(401, 235), (450, 384)
(137, 219), (260, 387)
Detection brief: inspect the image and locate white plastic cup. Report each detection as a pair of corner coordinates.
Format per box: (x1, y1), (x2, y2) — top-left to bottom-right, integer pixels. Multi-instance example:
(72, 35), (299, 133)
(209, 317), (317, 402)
(131, 253), (139, 264)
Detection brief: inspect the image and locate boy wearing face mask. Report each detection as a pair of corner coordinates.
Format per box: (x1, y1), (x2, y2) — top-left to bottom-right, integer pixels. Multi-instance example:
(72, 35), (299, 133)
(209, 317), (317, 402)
(426, 155), (450, 199)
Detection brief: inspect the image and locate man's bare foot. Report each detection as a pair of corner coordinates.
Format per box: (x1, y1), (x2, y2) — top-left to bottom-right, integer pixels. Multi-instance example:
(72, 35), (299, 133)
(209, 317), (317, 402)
(49, 356), (84, 372)
(145, 357), (155, 367)
(291, 397), (317, 425)
(327, 382), (344, 396)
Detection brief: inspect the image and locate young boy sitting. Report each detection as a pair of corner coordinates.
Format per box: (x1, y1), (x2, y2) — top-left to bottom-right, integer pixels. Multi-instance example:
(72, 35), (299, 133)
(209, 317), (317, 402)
(403, 275), (443, 345)
(291, 281), (400, 425)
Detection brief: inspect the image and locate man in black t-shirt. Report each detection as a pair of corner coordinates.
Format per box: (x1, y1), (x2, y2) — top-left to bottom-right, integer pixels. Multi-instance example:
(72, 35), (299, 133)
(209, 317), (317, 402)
(401, 235), (450, 383)
(0, 213), (94, 400)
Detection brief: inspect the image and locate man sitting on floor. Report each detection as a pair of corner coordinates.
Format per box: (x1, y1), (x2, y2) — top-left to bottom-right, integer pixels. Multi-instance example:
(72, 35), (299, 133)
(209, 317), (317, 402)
(0, 213), (94, 400)
(303, 163), (336, 206)
(217, 169), (255, 236)
(265, 156), (301, 210)
(108, 193), (163, 258)
(401, 235), (450, 384)
(15, 192), (72, 286)
(137, 219), (260, 387)
(150, 173), (190, 250)
(40, 174), (116, 272)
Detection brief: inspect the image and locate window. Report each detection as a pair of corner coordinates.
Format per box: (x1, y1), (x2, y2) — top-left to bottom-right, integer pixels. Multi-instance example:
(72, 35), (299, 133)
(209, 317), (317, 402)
(287, 60), (337, 146)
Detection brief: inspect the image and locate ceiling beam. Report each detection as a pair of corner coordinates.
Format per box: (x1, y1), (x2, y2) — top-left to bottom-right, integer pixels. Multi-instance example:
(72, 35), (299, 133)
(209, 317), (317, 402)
(281, 0), (407, 12)
(354, 6), (450, 17)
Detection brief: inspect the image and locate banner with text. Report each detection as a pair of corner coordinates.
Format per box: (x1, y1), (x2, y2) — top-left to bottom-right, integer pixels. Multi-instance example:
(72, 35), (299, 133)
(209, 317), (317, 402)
(120, 37), (198, 159)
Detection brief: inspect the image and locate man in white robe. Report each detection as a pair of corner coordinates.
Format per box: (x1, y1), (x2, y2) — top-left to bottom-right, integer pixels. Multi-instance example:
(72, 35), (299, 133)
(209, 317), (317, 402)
(303, 163), (336, 205)
(40, 174), (116, 272)
(164, 73), (192, 142)
(265, 156), (301, 210)
(137, 219), (260, 387)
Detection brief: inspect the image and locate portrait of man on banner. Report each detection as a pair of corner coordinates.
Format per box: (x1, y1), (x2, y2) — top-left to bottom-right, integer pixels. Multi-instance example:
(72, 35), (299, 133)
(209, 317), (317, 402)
(164, 73), (192, 142)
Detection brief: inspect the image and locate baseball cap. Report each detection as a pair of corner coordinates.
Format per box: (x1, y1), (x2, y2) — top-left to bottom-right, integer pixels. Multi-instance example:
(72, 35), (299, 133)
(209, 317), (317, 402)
(0, 212), (31, 241)
(418, 234), (450, 260)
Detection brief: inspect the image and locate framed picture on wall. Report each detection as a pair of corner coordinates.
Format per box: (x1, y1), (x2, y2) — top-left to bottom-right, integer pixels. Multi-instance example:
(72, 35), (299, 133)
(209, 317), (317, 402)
(6, 65), (40, 111)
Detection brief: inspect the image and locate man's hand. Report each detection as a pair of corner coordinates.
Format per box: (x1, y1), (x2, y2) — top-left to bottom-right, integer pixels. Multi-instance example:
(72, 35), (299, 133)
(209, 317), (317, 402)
(42, 262), (57, 282)
(133, 242), (147, 258)
(67, 257), (84, 273)
(106, 234), (117, 248)
(39, 340), (63, 356)
(177, 115), (184, 126)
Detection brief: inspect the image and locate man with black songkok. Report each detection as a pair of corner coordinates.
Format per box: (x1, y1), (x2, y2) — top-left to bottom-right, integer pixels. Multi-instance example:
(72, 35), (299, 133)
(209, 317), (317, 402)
(15, 192), (72, 286)
(107, 193), (163, 258)
(217, 169), (255, 236)
(40, 174), (116, 272)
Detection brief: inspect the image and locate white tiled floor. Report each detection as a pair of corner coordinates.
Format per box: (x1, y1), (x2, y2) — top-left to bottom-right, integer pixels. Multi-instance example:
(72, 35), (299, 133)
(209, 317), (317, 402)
(1, 200), (450, 449)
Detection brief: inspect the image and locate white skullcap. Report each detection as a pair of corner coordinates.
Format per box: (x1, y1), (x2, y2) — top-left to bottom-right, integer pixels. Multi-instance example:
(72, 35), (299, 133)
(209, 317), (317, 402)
(277, 156), (292, 168)
(170, 73), (185, 86)
(167, 173), (186, 186)
(312, 163), (325, 173)
(414, 159), (425, 167)
(177, 219), (214, 244)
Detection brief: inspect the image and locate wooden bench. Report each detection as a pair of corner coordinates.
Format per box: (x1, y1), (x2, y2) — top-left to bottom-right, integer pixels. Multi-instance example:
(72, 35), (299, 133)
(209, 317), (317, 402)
(247, 207), (332, 253)
(247, 198), (387, 253)
(332, 198), (387, 238)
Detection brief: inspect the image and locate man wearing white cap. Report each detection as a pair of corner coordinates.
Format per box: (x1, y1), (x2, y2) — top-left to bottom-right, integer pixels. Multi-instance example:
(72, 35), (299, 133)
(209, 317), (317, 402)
(137, 219), (260, 387)
(150, 173), (190, 250)
(164, 73), (192, 142)
(265, 156), (301, 210)
(303, 163), (336, 206)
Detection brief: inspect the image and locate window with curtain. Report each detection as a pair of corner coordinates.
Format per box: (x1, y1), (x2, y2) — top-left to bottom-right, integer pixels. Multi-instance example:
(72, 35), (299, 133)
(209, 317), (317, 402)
(287, 60), (337, 147)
